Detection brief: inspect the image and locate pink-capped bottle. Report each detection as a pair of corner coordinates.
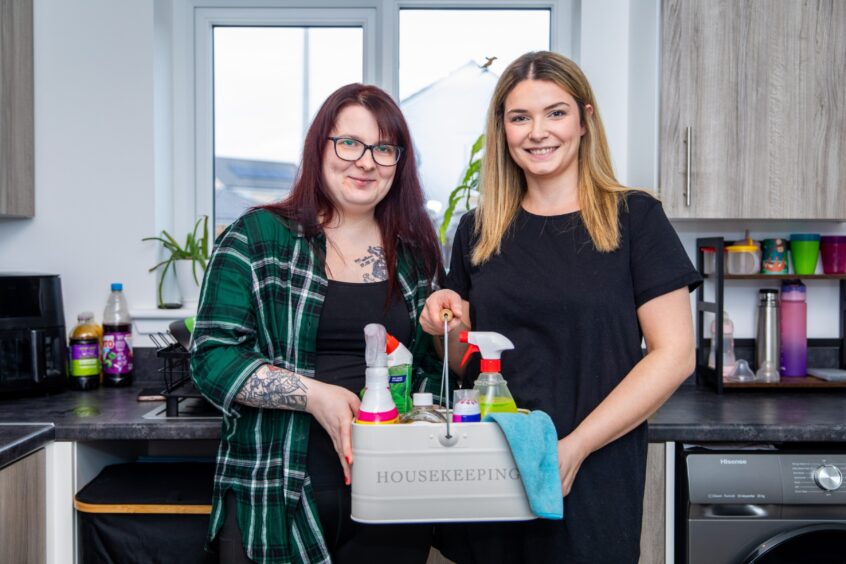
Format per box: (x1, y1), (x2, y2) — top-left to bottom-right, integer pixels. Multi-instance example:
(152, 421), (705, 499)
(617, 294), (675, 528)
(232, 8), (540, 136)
(779, 280), (807, 377)
(356, 323), (398, 424)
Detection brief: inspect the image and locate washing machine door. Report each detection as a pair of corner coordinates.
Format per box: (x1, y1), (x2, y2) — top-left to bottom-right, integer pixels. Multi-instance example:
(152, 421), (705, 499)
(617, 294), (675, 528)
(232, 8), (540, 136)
(742, 523), (846, 564)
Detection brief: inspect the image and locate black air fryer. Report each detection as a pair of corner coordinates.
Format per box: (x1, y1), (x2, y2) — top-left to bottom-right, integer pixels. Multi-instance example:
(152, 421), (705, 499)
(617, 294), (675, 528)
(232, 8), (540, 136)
(0, 273), (67, 394)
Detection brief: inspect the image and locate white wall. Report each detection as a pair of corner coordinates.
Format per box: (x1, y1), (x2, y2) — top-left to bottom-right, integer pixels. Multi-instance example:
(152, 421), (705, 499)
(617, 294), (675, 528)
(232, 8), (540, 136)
(580, 0), (632, 183)
(0, 0), (843, 340)
(0, 0), (159, 327)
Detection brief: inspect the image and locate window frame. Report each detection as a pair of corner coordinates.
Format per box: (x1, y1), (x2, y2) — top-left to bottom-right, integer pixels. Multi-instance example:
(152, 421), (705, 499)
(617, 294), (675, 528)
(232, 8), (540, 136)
(172, 0), (576, 238)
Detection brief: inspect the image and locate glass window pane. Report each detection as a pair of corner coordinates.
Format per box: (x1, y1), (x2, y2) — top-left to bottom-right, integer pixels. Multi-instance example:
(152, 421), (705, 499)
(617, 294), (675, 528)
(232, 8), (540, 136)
(399, 10), (550, 239)
(213, 26), (363, 234)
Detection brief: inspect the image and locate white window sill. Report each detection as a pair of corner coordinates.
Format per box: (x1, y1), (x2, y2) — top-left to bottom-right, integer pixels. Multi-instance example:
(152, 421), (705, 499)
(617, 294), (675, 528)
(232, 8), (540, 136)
(130, 307), (195, 343)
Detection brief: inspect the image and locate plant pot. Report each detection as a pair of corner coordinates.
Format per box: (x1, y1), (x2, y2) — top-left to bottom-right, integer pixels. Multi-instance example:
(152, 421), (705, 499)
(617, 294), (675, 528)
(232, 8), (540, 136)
(174, 260), (204, 309)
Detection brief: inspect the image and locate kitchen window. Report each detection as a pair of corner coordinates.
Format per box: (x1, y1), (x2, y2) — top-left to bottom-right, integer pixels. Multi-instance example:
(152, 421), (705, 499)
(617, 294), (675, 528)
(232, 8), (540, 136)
(173, 1), (575, 242)
(212, 26), (364, 235)
(398, 8), (550, 239)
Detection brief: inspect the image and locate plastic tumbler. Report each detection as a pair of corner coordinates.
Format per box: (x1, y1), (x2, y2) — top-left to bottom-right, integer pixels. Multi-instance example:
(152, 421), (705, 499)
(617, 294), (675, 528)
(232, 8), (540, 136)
(789, 234), (821, 275)
(821, 236), (846, 274)
(761, 238), (789, 274)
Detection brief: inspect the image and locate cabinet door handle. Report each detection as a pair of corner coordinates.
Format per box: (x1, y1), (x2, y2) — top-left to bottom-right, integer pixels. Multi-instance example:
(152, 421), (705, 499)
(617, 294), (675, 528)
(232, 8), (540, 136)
(684, 126), (692, 207)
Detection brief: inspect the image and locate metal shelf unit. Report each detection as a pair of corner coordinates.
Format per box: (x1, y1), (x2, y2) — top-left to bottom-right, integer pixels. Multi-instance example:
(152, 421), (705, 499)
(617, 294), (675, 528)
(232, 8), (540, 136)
(694, 237), (846, 393)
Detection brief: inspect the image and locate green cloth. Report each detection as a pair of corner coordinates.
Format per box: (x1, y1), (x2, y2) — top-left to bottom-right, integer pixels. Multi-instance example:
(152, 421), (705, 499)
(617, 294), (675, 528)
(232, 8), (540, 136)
(191, 208), (443, 563)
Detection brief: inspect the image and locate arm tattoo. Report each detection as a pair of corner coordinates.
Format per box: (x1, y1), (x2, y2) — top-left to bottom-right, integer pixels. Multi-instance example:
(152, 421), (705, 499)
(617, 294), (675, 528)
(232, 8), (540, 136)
(354, 245), (388, 282)
(235, 365), (309, 411)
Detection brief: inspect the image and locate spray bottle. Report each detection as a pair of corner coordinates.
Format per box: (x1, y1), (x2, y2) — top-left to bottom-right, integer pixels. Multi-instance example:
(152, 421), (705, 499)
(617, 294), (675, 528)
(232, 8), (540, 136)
(357, 323), (399, 424)
(460, 331), (518, 419)
(386, 333), (413, 414)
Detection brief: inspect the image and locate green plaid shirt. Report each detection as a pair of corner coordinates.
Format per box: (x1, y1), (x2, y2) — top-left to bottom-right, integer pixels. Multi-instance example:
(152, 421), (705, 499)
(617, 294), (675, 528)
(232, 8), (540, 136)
(191, 209), (442, 563)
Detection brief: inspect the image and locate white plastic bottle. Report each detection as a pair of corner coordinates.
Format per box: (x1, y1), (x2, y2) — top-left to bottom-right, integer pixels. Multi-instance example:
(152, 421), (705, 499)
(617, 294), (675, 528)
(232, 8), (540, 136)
(102, 283), (133, 386)
(708, 310), (736, 380)
(357, 324), (398, 424)
(386, 333), (414, 414)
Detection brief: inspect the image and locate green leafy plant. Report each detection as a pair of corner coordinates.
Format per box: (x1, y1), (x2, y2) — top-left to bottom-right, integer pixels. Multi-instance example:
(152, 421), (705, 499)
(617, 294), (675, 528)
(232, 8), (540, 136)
(143, 216), (210, 307)
(439, 134), (484, 244)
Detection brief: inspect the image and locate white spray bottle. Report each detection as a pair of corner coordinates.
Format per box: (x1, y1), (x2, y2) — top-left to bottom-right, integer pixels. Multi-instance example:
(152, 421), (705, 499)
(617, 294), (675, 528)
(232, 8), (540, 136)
(357, 323), (399, 424)
(460, 331), (518, 419)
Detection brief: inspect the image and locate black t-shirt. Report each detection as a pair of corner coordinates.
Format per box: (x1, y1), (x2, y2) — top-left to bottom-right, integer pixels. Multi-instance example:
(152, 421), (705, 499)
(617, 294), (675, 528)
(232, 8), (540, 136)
(445, 192), (701, 562)
(307, 280), (411, 491)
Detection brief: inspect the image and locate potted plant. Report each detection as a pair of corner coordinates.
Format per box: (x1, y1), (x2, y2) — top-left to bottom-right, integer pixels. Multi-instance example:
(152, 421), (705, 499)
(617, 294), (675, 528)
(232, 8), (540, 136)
(143, 216), (210, 308)
(439, 134), (484, 244)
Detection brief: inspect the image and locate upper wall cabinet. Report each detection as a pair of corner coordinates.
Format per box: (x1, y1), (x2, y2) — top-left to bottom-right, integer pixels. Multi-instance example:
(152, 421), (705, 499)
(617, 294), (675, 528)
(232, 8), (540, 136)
(0, 0), (34, 218)
(659, 0), (846, 219)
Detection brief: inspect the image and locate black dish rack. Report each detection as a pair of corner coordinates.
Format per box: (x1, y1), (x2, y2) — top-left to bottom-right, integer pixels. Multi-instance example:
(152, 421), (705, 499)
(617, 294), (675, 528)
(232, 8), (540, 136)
(149, 332), (213, 417)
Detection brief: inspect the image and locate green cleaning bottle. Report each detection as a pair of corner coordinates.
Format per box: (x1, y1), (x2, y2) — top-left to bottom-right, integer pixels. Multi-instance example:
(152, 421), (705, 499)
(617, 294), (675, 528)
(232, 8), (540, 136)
(386, 332), (413, 414)
(460, 331), (518, 419)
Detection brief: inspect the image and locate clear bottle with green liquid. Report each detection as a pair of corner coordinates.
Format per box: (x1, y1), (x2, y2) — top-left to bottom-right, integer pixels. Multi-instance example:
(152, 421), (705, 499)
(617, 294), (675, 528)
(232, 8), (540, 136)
(460, 331), (518, 418)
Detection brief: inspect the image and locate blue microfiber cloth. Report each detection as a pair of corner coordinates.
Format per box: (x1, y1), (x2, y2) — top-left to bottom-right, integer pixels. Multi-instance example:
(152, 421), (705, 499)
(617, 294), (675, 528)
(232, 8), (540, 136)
(484, 410), (564, 520)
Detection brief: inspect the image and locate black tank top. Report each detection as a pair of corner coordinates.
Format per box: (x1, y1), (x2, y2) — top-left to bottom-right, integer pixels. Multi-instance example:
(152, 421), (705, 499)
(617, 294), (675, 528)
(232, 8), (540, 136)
(307, 280), (412, 490)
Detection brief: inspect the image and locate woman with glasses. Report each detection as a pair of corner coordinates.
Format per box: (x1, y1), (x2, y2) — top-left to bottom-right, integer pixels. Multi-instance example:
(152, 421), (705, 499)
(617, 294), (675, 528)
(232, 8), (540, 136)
(420, 52), (701, 563)
(192, 83), (442, 564)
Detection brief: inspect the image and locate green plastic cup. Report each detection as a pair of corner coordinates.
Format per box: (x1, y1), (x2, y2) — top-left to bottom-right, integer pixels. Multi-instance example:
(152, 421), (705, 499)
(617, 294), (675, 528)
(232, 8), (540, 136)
(790, 234), (821, 275)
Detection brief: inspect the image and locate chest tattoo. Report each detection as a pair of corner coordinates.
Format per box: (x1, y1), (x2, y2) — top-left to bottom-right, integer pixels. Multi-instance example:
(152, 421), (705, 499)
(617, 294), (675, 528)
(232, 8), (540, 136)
(354, 245), (388, 282)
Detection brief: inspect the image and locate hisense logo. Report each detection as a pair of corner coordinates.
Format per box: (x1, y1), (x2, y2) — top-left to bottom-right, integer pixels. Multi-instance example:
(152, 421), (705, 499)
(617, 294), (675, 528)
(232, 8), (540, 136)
(720, 458), (748, 465)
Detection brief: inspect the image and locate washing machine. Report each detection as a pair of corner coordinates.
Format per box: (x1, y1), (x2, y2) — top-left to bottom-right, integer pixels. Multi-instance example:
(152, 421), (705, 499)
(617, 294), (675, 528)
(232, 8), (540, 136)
(681, 445), (846, 564)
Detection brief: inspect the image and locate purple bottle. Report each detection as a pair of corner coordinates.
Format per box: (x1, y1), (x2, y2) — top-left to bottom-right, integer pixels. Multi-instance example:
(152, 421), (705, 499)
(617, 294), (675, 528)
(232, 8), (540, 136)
(779, 280), (807, 377)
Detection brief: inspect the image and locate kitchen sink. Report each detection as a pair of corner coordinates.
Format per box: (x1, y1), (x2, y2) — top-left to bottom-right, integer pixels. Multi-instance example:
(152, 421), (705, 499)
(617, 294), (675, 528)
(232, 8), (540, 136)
(142, 397), (221, 420)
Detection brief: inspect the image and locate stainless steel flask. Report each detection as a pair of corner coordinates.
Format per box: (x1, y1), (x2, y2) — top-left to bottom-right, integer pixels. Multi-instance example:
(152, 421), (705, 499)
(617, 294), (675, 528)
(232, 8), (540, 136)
(755, 289), (780, 382)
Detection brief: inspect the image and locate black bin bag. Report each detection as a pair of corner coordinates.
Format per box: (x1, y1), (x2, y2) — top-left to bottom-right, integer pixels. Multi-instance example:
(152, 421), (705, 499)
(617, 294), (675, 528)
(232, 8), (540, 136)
(74, 462), (216, 564)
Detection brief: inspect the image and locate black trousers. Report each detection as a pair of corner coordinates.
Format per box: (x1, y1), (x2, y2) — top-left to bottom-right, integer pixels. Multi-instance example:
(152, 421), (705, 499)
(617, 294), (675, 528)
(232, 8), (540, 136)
(218, 489), (432, 563)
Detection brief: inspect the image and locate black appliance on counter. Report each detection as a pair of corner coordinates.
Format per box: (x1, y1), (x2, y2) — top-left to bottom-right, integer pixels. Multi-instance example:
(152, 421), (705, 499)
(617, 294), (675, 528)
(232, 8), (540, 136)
(0, 273), (66, 394)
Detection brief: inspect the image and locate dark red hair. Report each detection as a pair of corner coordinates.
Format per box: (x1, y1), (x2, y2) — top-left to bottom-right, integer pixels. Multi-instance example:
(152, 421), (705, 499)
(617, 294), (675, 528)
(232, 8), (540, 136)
(262, 83), (442, 294)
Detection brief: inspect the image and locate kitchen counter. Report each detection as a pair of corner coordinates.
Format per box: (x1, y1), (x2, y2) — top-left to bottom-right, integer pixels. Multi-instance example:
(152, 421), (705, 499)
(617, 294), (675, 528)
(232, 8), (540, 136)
(649, 382), (846, 442)
(0, 385), (220, 441)
(0, 380), (844, 443)
(0, 423), (55, 468)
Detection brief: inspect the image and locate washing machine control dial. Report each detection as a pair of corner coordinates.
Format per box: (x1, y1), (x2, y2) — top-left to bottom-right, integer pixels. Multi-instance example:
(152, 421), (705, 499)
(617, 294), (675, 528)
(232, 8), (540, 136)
(813, 464), (843, 491)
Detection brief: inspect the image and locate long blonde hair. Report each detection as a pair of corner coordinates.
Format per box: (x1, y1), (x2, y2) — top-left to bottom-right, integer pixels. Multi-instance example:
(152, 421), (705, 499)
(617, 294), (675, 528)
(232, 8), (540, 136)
(472, 51), (629, 265)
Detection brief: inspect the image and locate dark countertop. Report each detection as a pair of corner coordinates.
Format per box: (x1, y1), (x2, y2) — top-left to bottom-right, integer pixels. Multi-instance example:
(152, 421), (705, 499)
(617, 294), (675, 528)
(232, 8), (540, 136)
(648, 382), (846, 442)
(0, 384), (221, 441)
(0, 424), (55, 469)
(0, 380), (844, 443)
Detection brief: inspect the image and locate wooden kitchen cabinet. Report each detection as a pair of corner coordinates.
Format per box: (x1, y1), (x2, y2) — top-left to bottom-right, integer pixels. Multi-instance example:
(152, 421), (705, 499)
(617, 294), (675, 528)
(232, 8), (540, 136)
(0, 449), (46, 564)
(0, 0), (35, 218)
(659, 0), (846, 219)
(640, 443), (666, 564)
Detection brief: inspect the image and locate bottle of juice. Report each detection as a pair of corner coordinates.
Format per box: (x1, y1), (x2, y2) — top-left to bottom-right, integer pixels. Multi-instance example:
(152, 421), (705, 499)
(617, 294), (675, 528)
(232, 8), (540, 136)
(102, 283), (133, 386)
(68, 312), (101, 390)
(460, 331), (518, 419)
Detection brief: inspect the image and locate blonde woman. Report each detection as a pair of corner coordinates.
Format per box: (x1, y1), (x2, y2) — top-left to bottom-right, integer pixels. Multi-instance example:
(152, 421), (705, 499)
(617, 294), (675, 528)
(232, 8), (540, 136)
(421, 52), (701, 563)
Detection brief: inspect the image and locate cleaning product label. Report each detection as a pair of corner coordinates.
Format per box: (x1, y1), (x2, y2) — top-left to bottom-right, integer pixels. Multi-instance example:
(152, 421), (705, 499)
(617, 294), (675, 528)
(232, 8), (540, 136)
(70, 341), (101, 377)
(102, 332), (133, 374)
(388, 365), (413, 414)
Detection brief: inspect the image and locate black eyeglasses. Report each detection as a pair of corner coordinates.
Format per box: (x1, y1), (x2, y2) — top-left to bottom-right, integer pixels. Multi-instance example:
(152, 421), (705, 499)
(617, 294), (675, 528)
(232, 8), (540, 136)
(327, 136), (404, 167)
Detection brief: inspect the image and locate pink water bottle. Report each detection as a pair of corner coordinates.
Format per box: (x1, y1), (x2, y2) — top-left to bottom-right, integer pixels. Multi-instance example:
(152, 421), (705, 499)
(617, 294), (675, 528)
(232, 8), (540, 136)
(779, 280), (807, 377)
